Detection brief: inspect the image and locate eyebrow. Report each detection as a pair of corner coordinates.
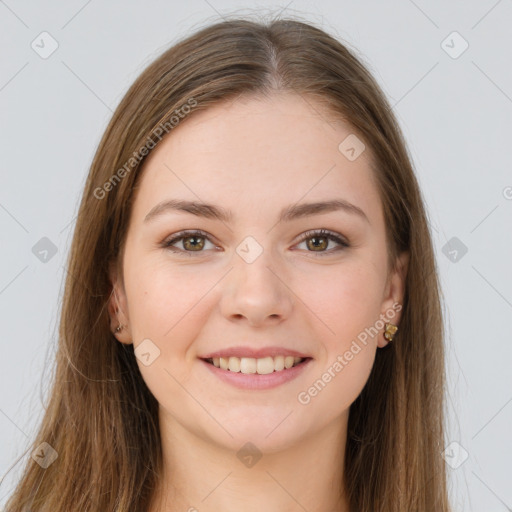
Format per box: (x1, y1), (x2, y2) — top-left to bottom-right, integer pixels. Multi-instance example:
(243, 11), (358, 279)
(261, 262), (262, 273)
(144, 198), (369, 224)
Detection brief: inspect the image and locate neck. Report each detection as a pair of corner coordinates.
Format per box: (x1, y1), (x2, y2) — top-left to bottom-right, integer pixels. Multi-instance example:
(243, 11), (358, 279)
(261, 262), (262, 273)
(148, 409), (350, 512)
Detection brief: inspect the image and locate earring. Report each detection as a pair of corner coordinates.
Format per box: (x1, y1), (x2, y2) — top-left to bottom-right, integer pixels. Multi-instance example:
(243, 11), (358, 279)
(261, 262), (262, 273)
(384, 322), (398, 342)
(112, 288), (124, 334)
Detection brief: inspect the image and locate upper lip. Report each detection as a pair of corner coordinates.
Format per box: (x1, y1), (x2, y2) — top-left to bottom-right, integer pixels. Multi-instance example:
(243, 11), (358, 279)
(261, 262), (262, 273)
(200, 346), (312, 359)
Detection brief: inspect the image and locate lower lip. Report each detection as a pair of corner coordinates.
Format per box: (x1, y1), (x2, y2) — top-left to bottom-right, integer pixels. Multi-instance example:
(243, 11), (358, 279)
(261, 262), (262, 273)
(200, 358), (313, 390)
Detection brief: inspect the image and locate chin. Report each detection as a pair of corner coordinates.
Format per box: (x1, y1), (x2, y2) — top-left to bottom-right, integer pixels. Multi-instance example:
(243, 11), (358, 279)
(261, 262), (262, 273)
(208, 413), (307, 453)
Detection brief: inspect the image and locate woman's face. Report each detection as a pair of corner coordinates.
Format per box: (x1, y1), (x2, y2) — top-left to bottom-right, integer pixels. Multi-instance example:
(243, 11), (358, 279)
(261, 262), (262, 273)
(110, 92), (407, 452)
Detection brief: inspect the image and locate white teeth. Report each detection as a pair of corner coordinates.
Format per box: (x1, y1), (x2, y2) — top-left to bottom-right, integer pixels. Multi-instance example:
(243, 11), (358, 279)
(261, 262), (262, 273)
(240, 357), (257, 374)
(228, 357), (240, 372)
(256, 356), (274, 375)
(274, 355), (285, 371)
(207, 355), (305, 374)
(284, 356), (295, 369)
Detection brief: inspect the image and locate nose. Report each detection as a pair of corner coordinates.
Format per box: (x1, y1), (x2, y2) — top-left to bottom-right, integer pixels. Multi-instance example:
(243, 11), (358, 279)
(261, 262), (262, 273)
(219, 243), (294, 327)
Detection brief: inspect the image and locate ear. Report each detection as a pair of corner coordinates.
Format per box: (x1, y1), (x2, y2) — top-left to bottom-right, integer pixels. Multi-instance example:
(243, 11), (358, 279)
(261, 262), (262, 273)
(108, 261), (133, 345)
(377, 251), (409, 348)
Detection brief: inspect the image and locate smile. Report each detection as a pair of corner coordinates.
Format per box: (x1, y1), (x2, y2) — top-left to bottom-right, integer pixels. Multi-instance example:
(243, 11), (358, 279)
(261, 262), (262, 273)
(204, 355), (307, 374)
(200, 356), (312, 390)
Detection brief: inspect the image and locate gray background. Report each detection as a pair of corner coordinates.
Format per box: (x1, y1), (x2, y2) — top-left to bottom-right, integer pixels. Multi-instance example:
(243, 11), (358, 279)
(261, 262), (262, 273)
(1, 1), (511, 510)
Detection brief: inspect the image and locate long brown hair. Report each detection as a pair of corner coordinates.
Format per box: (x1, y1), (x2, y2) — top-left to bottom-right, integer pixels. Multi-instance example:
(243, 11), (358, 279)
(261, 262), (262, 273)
(4, 14), (450, 511)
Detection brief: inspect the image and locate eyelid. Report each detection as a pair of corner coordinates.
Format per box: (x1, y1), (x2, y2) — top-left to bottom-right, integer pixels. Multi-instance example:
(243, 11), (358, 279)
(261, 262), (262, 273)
(294, 228), (350, 256)
(161, 228), (350, 255)
(296, 228), (349, 245)
(161, 229), (219, 254)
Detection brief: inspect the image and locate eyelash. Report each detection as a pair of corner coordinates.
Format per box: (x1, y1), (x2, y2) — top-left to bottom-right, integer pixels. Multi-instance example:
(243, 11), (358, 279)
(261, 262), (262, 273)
(161, 229), (350, 257)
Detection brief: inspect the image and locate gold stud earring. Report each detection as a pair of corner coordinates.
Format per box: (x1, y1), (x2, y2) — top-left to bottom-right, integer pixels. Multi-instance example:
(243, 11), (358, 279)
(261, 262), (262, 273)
(384, 322), (398, 342)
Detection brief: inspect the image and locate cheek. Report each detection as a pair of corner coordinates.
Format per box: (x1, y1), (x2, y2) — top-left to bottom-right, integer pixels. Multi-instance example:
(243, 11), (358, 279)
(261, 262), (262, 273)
(124, 257), (222, 380)
(125, 256), (205, 333)
(124, 261), (211, 402)
(298, 343), (376, 421)
(300, 258), (385, 344)
(295, 263), (382, 414)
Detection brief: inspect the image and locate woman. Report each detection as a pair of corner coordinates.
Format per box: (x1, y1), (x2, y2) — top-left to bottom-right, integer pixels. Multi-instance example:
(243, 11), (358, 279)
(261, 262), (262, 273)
(5, 15), (451, 512)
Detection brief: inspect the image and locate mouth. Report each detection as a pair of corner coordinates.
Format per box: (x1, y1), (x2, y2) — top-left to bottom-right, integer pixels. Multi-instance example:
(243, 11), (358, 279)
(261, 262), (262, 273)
(201, 355), (311, 374)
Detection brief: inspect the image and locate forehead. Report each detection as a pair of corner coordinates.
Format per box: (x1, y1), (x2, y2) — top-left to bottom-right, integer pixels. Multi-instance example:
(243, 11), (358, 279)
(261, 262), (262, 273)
(131, 92), (382, 225)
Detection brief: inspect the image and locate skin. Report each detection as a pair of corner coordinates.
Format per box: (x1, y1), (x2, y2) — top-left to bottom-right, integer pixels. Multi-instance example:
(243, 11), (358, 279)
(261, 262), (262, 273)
(108, 92), (408, 512)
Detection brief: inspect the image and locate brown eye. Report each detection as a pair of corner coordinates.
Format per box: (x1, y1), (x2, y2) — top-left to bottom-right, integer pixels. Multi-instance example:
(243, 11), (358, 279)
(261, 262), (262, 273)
(182, 235), (205, 251)
(305, 235), (329, 252)
(296, 229), (350, 256)
(162, 230), (216, 254)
